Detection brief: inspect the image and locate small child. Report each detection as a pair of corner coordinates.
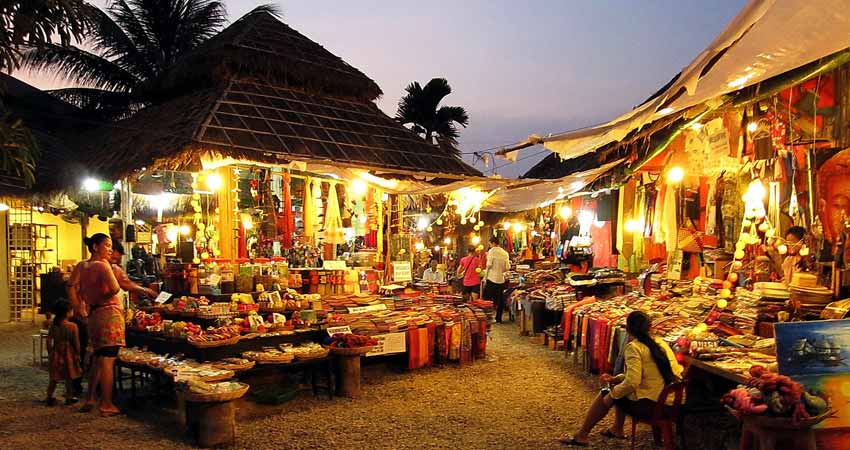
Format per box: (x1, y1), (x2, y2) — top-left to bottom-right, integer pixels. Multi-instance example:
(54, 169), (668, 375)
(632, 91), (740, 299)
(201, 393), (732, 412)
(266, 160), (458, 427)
(46, 299), (82, 406)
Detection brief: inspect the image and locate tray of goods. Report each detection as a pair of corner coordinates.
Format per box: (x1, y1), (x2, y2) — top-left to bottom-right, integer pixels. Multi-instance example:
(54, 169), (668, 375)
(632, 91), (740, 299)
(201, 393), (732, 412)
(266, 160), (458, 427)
(182, 380), (249, 402)
(324, 333), (379, 356)
(167, 365), (235, 382)
(212, 357), (256, 372)
(187, 325), (241, 347)
(242, 349), (294, 364)
(282, 343), (329, 361)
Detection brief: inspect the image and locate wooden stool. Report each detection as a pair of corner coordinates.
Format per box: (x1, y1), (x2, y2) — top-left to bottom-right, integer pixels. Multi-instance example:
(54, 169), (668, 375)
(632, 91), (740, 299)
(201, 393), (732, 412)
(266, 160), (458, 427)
(185, 400), (236, 448)
(334, 354), (363, 397)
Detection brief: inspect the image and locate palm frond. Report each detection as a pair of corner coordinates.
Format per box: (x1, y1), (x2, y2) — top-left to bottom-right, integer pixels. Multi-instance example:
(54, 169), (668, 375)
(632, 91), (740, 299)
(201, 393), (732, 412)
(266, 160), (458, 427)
(48, 87), (139, 121)
(83, 3), (153, 80)
(109, 0), (156, 66)
(21, 43), (138, 92)
(178, 0), (228, 50)
(420, 78), (452, 112)
(436, 105), (468, 128)
(0, 115), (40, 187)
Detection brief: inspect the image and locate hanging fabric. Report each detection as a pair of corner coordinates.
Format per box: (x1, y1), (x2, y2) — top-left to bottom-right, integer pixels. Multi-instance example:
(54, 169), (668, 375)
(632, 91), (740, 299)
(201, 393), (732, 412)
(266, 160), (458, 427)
(324, 181), (344, 245)
(376, 189), (384, 255)
(302, 176), (315, 245)
(282, 172), (293, 249)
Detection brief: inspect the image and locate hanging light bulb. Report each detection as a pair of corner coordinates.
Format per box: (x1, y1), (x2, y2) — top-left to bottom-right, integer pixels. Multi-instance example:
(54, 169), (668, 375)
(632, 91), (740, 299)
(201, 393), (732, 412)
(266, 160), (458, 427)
(471, 235), (481, 246)
(460, 218), (468, 225)
(179, 224), (192, 236)
(469, 216), (477, 224)
(716, 299), (728, 309)
(350, 179), (368, 198)
(414, 242), (425, 251)
(443, 237), (451, 245)
(512, 222), (523, 233)
(799, 246), (810, 257)
(746, 121), (758, 133)
(503, 222), (512, 230)
(559, 205), (573, 220)
(666, 166), (685, 184)
(777, 244), (788, 255)
(436, 219), (443, 226)
(417, 216), (429, 231)
(205, 173), (223, 192)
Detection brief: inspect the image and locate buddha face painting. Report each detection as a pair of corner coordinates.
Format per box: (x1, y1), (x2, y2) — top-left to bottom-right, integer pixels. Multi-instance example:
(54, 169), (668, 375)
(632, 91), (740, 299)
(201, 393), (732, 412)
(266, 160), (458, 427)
(818, 149), (850, 242)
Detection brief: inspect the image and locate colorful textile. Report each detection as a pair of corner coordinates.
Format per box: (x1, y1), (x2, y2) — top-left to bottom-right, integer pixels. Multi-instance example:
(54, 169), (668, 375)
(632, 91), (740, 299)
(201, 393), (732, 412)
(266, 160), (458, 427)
(323, 181), (344, 245)
(407, 327), (430, 370)
(449, 323), (461, 361)
(303, 177), (315, 243)
(282, 172), (293, 249)
(89, 304), (125, 351)
(48, 321), (82, 381)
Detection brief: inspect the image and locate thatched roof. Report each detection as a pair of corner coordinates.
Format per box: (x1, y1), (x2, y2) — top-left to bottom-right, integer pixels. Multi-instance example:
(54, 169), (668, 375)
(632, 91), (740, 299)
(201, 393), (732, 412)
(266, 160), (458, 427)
(80, 12), (481, 179)
(0, 73), (99, 196)
(144, 10), (382, 102)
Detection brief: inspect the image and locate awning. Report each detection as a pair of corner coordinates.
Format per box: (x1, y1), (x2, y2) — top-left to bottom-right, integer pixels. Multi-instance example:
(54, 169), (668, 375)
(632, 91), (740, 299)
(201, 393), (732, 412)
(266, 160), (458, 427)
(542, 0), (850, 159)
(482, 159), (625, 212)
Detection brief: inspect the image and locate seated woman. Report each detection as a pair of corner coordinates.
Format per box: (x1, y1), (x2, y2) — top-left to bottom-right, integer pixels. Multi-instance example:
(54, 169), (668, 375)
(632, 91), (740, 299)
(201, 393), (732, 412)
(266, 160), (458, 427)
(559, 311), (683, 446)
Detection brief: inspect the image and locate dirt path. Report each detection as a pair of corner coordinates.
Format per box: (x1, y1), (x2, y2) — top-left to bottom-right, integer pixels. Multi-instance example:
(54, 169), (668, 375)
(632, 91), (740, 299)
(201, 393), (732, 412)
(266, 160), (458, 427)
(0, 321), (729, 449)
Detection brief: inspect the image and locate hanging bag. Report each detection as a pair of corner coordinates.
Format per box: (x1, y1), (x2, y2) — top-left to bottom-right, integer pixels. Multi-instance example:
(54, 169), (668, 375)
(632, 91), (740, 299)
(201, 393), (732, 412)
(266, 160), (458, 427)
(677, 218), (705, 253)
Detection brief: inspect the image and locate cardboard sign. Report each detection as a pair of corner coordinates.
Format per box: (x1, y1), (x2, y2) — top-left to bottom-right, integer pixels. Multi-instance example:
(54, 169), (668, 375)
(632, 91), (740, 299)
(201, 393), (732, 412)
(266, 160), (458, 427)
(392, 261), (412, 282)
(366, 332), (407, 357)
(323, 260), (348, 270)
(326, 326), (352, 336)
(154, 291), (173, 304)
(347, 304), (387, 314)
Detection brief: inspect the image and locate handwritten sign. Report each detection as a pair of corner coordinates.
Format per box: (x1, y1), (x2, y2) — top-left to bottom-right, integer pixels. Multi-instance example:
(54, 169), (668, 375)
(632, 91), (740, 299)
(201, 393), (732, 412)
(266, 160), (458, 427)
(323, 260), (348, 270)
(326, 325), (352, 336)
(366, 332), (407, 357)
(347, 304), (387, 314)
(392, 261), (412, 282)
(154, 291), (173, 304)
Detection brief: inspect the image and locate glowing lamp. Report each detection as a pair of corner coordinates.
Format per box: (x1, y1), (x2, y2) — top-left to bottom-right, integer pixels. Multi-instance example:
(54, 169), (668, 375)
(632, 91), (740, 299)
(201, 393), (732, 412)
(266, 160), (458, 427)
(734, 249), (745, 259)
(350, 179), (368, 198)
(417, 216), (429, 231)
(476, 244), (485, 251)
(471, 235), (481, 246)
(443, 237), (451, 245)
(765, 228), (776, 238)
(82, 178), (100, 192)
(469, 216), (477, 224)
(777, 244), (788, 255)
(559, 205), (573, 220)
(722, 280), (732, 290)
(206, 173), (223, 192)
(426, 226), (433, 232)
(0, 203), (8, 212)
(746, 121), (758, 133)
(434, 246), (441, 252)
(716, 299), (728, 309)
(719, 288), (731, 298)
(242, 218), (253, 230)
(728, 272), (739, 283)
(460, 218), (468, 225)
(179, 225), (191, 236)
(414, 242), (425, 251)
(799, 246), (810, 257)
(735, 240), (746, 251)
(666, 166), (685, 184)
(732, 261), (743, 269)
(503, 222), (512, 230)
(694, 323), (708, 333)
(624, 219), (642, 233)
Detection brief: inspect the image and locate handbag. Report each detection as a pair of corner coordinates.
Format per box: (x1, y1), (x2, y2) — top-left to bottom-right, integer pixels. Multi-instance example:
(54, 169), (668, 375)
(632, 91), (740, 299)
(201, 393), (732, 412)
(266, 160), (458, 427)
(677, 220), (705, 253)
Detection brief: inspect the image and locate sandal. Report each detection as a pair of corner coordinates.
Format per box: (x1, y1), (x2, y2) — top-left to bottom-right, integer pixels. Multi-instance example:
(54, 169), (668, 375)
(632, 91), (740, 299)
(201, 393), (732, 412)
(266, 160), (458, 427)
(556, 436), (589, 447)
(601, 429), (627, 440)
(99, 408), (123, 417)
(78, 403), (95, 413)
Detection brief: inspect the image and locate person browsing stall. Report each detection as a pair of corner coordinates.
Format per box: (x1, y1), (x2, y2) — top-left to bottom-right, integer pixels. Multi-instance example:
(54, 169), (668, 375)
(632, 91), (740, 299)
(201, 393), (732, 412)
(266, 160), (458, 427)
(422, 258), (445, 283)
(768, 226), (807, 285)
(559, 311), (683, 446)
(110, 241), (157, 307)
(484, 236), (510, 323)
(457, 247), (485, 300)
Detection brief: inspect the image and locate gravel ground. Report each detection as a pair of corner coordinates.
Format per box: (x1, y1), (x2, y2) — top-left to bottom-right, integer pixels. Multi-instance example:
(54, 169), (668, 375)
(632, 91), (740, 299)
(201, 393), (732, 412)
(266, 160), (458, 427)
(0, 321), (737, 450)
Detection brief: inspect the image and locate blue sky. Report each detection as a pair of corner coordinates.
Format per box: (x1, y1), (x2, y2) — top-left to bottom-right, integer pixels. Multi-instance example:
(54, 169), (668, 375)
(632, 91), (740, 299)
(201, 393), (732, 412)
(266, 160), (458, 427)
(18, 0), (747, 177)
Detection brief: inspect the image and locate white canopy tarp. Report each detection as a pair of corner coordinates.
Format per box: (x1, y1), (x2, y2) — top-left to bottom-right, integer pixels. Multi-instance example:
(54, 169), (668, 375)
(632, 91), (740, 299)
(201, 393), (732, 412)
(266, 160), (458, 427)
(482, 159), (625, 212)
(543, 0), (850, 160)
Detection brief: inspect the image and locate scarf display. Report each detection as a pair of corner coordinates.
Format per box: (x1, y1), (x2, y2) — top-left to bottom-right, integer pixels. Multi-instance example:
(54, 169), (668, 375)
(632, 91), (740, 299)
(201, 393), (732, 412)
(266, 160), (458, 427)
(323, 181), (344, 245)
(302, 177), (315, 244)
(282, 172), (293, 249)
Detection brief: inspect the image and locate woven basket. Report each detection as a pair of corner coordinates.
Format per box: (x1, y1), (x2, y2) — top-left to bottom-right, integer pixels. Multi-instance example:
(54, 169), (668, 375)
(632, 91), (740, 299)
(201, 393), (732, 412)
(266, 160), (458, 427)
(728, 407), (834, 429)
(243, 352), (295, 364)
(294, 348), (330, 361)
(189, 335), (240, 348)
(184, 382), (249, 403)
(324, 345), (374, 356)
(212, 360), (255, 372)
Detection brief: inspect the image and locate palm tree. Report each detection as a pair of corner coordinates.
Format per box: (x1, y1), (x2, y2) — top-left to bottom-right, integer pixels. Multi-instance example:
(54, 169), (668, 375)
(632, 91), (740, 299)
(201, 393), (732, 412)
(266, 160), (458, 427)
(21, 0), (230, 120)
(395, 78), (469, 154)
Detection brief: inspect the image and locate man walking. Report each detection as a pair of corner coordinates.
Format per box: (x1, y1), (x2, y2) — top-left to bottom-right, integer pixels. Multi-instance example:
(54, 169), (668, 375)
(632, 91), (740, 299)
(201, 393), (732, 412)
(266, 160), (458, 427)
(484, 236), (510, 323)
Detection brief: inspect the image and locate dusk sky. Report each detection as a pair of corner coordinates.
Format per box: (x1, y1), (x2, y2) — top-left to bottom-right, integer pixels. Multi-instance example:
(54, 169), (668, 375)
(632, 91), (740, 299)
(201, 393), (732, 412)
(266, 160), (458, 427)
(17, 0), (747, 178)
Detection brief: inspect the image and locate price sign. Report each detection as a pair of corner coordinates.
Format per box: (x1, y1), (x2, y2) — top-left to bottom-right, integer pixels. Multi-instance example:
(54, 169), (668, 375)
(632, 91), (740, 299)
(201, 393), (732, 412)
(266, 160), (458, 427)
(347, 304), (387, 314)
(323, 260), (348, 270)
(154, 291), (173, 304)
(326, 325), (352, 336)
(392, 261), (412, 282)
(366, 332), (407, 357)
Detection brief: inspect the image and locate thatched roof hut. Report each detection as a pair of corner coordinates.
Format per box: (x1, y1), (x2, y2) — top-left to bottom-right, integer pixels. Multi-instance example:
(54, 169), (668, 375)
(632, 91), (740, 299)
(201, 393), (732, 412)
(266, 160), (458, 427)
(78, 10), (481, 181)
(0, 73), (99, 197)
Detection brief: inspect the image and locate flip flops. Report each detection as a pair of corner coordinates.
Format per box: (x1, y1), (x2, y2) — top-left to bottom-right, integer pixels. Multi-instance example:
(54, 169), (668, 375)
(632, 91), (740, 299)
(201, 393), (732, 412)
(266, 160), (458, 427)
(99, 409), (123, 417)
(556, 436), (589, 447)
(601, 429), (627, 440)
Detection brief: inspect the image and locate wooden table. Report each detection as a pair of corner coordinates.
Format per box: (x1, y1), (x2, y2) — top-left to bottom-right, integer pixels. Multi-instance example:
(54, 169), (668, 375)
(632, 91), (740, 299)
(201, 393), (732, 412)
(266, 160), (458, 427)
(682, 355), (749, 384)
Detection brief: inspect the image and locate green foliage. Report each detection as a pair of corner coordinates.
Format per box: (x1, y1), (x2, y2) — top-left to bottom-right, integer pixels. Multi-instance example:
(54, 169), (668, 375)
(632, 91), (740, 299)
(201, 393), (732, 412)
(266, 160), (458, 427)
(395, 77), (469, 154)
(0, 115), (40, 187)
(22, 0), (230, 119)
(0, 0), (90, 71)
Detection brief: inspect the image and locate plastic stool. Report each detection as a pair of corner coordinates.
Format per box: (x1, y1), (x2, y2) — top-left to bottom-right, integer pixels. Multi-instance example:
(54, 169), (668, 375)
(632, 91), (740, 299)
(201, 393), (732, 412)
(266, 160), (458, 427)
(32, 330), (48, 365)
